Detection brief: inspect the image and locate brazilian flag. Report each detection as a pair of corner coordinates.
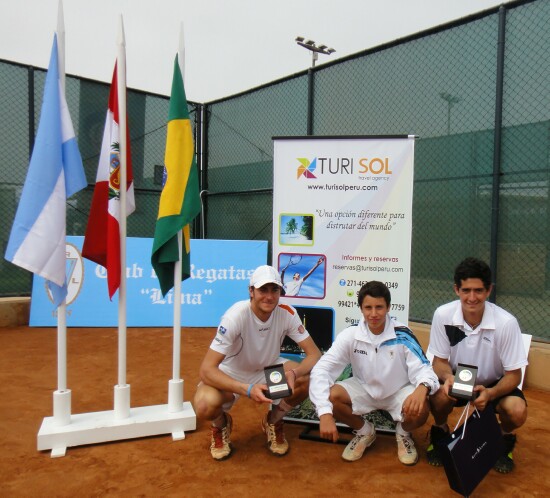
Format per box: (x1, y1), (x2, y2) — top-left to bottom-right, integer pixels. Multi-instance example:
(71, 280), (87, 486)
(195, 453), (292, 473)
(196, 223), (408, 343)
(151, 55), (200, 296)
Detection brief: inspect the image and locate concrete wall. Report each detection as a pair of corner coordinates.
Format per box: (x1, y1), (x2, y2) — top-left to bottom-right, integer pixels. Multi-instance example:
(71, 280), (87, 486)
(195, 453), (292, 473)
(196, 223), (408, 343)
(0, 297), (30, 327)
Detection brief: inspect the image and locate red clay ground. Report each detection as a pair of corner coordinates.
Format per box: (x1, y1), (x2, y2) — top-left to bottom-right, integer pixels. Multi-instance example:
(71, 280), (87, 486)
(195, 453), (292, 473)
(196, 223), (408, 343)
(0, 326), (548, 497)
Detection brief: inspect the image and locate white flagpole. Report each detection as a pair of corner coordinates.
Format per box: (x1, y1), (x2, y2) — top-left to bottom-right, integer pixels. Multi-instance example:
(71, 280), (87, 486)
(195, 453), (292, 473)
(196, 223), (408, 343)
(168, 22), (185, 413)
(57, 1), (65, 96)
(114, 14), (130, 419)
(178, 21), (185, 82)
(172, 237), (183, 380)
(53, 0), (71, 429)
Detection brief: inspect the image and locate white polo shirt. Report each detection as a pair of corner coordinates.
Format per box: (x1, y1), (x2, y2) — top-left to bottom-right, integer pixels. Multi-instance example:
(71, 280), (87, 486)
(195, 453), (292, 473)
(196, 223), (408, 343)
(209, 300), (309, 381)
(428, 300), (528, 386)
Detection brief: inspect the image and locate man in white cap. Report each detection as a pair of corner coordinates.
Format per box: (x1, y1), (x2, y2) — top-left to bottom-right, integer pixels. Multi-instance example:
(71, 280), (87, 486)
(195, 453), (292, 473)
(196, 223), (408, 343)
(194, 265), (321, 461)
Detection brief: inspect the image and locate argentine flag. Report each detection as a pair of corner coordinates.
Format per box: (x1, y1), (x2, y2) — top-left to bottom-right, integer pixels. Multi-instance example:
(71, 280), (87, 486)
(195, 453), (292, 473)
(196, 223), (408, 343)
(5, 34), (87, 307)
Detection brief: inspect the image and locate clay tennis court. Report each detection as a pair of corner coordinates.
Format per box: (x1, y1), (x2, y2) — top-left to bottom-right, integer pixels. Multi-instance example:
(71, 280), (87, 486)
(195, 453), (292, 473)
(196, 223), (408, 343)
(1, 325), (548, 497)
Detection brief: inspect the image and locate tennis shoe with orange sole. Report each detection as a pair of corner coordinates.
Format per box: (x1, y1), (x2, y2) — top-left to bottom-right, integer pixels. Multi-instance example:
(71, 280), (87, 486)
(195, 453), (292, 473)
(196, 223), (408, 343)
(210, 413), (233, 461)
(261, 414), (289, 456)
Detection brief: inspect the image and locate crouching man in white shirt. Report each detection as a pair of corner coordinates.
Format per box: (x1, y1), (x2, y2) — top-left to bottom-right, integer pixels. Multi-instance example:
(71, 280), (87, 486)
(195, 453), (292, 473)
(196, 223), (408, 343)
(309, 281), (439, 465)
(194, 265), (321, 461)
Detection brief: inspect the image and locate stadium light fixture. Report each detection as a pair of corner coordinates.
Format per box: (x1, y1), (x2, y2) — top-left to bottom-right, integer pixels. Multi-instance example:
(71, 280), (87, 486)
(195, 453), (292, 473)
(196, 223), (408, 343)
(295, 36), (336, 67)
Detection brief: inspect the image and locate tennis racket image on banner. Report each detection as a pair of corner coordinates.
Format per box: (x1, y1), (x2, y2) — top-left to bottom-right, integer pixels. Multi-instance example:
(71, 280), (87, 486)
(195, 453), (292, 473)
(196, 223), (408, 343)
(281, 254), (302, 271)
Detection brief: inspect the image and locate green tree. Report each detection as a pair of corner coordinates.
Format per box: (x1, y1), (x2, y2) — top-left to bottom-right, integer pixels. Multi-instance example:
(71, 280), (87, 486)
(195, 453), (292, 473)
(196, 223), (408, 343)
(301, 216), (313, 240)
(285, 218), (298, 234)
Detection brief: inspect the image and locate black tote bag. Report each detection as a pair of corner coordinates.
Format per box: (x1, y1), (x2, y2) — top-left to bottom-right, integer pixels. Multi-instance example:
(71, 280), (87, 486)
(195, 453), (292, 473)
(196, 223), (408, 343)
(439, 404), (505, 497)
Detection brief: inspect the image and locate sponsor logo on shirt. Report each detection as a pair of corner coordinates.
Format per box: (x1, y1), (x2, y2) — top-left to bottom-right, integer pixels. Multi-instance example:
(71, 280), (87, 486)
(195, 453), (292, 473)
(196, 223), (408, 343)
(298, 325), (305, 334)
(259, 327), (270, 332)
(354, 348), (368, 356)
(218, 326), (227, 335)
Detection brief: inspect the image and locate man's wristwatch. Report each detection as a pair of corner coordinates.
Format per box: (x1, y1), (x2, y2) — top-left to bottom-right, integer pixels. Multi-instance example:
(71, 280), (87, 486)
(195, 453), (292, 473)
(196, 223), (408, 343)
(420, 382), (431, 395)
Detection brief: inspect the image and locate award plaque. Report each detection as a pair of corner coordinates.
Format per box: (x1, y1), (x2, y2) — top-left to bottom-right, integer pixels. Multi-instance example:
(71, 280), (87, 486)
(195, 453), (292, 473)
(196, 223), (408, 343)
(450, 363), (478, 400)
(264, 363), (292, 400)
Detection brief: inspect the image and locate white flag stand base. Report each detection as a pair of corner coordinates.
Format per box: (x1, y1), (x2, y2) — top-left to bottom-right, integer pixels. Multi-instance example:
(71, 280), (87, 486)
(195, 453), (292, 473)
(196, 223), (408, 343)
(37, 401), (196, 458)
(167, 379), (187, 439)
(53, 389), (72, 427)
(168, 379), (184, 412)
(114, 383), (131, 419)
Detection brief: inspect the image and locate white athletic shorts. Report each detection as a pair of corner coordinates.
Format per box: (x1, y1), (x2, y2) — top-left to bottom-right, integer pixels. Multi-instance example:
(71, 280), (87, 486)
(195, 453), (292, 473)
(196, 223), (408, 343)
(336, 376), (415, 423)
(219, 356), (290, 411)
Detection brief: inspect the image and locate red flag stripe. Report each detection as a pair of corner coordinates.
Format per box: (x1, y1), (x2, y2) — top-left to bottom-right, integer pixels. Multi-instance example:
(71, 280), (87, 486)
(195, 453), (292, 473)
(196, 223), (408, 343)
(82, 62), (135, 299)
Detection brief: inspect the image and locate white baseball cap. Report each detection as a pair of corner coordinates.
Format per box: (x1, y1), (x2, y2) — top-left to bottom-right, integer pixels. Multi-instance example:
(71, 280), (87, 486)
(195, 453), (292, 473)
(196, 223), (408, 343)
(249, 265), (284, 291)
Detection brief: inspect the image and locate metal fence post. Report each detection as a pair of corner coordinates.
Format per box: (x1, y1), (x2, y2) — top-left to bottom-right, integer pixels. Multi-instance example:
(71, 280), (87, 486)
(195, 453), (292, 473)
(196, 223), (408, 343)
(489, 5), (507, 303)
(28, 66), (35, 158)
(307, 67), (314, 135)
(201, 104), (210, 238)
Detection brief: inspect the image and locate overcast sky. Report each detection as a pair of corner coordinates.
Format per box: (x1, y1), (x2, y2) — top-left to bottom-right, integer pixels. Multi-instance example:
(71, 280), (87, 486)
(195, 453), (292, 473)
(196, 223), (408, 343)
(0, 0), (513, 102)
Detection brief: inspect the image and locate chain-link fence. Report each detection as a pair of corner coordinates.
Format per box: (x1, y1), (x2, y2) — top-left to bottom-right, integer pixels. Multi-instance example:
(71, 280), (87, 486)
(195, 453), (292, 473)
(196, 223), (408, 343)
(203, 0), (550, 341)
(203, 75), (309, 256)
(1, 0), (549, 341)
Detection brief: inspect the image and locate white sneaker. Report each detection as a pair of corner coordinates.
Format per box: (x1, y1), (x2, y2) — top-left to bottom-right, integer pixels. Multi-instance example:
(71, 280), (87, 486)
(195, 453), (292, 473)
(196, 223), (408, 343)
(396, 432), (418, 466)
(342, 426), (376, 462)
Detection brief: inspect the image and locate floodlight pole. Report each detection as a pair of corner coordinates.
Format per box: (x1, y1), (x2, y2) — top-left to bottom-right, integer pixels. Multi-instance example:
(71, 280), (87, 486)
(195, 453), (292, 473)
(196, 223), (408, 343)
(440, 92), (460, 135)
(307, 67), (314, 135)
(311, 51), (318, 68)
(295, 37), (335, 134)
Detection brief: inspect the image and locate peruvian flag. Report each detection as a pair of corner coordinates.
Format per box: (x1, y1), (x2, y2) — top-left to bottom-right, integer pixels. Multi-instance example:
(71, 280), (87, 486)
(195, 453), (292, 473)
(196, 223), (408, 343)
(82, 62), (135, 299)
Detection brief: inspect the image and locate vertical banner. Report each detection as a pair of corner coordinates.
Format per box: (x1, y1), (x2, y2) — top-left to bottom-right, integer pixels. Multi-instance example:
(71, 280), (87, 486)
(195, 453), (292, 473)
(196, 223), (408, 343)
(273, 136), (415, 348)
